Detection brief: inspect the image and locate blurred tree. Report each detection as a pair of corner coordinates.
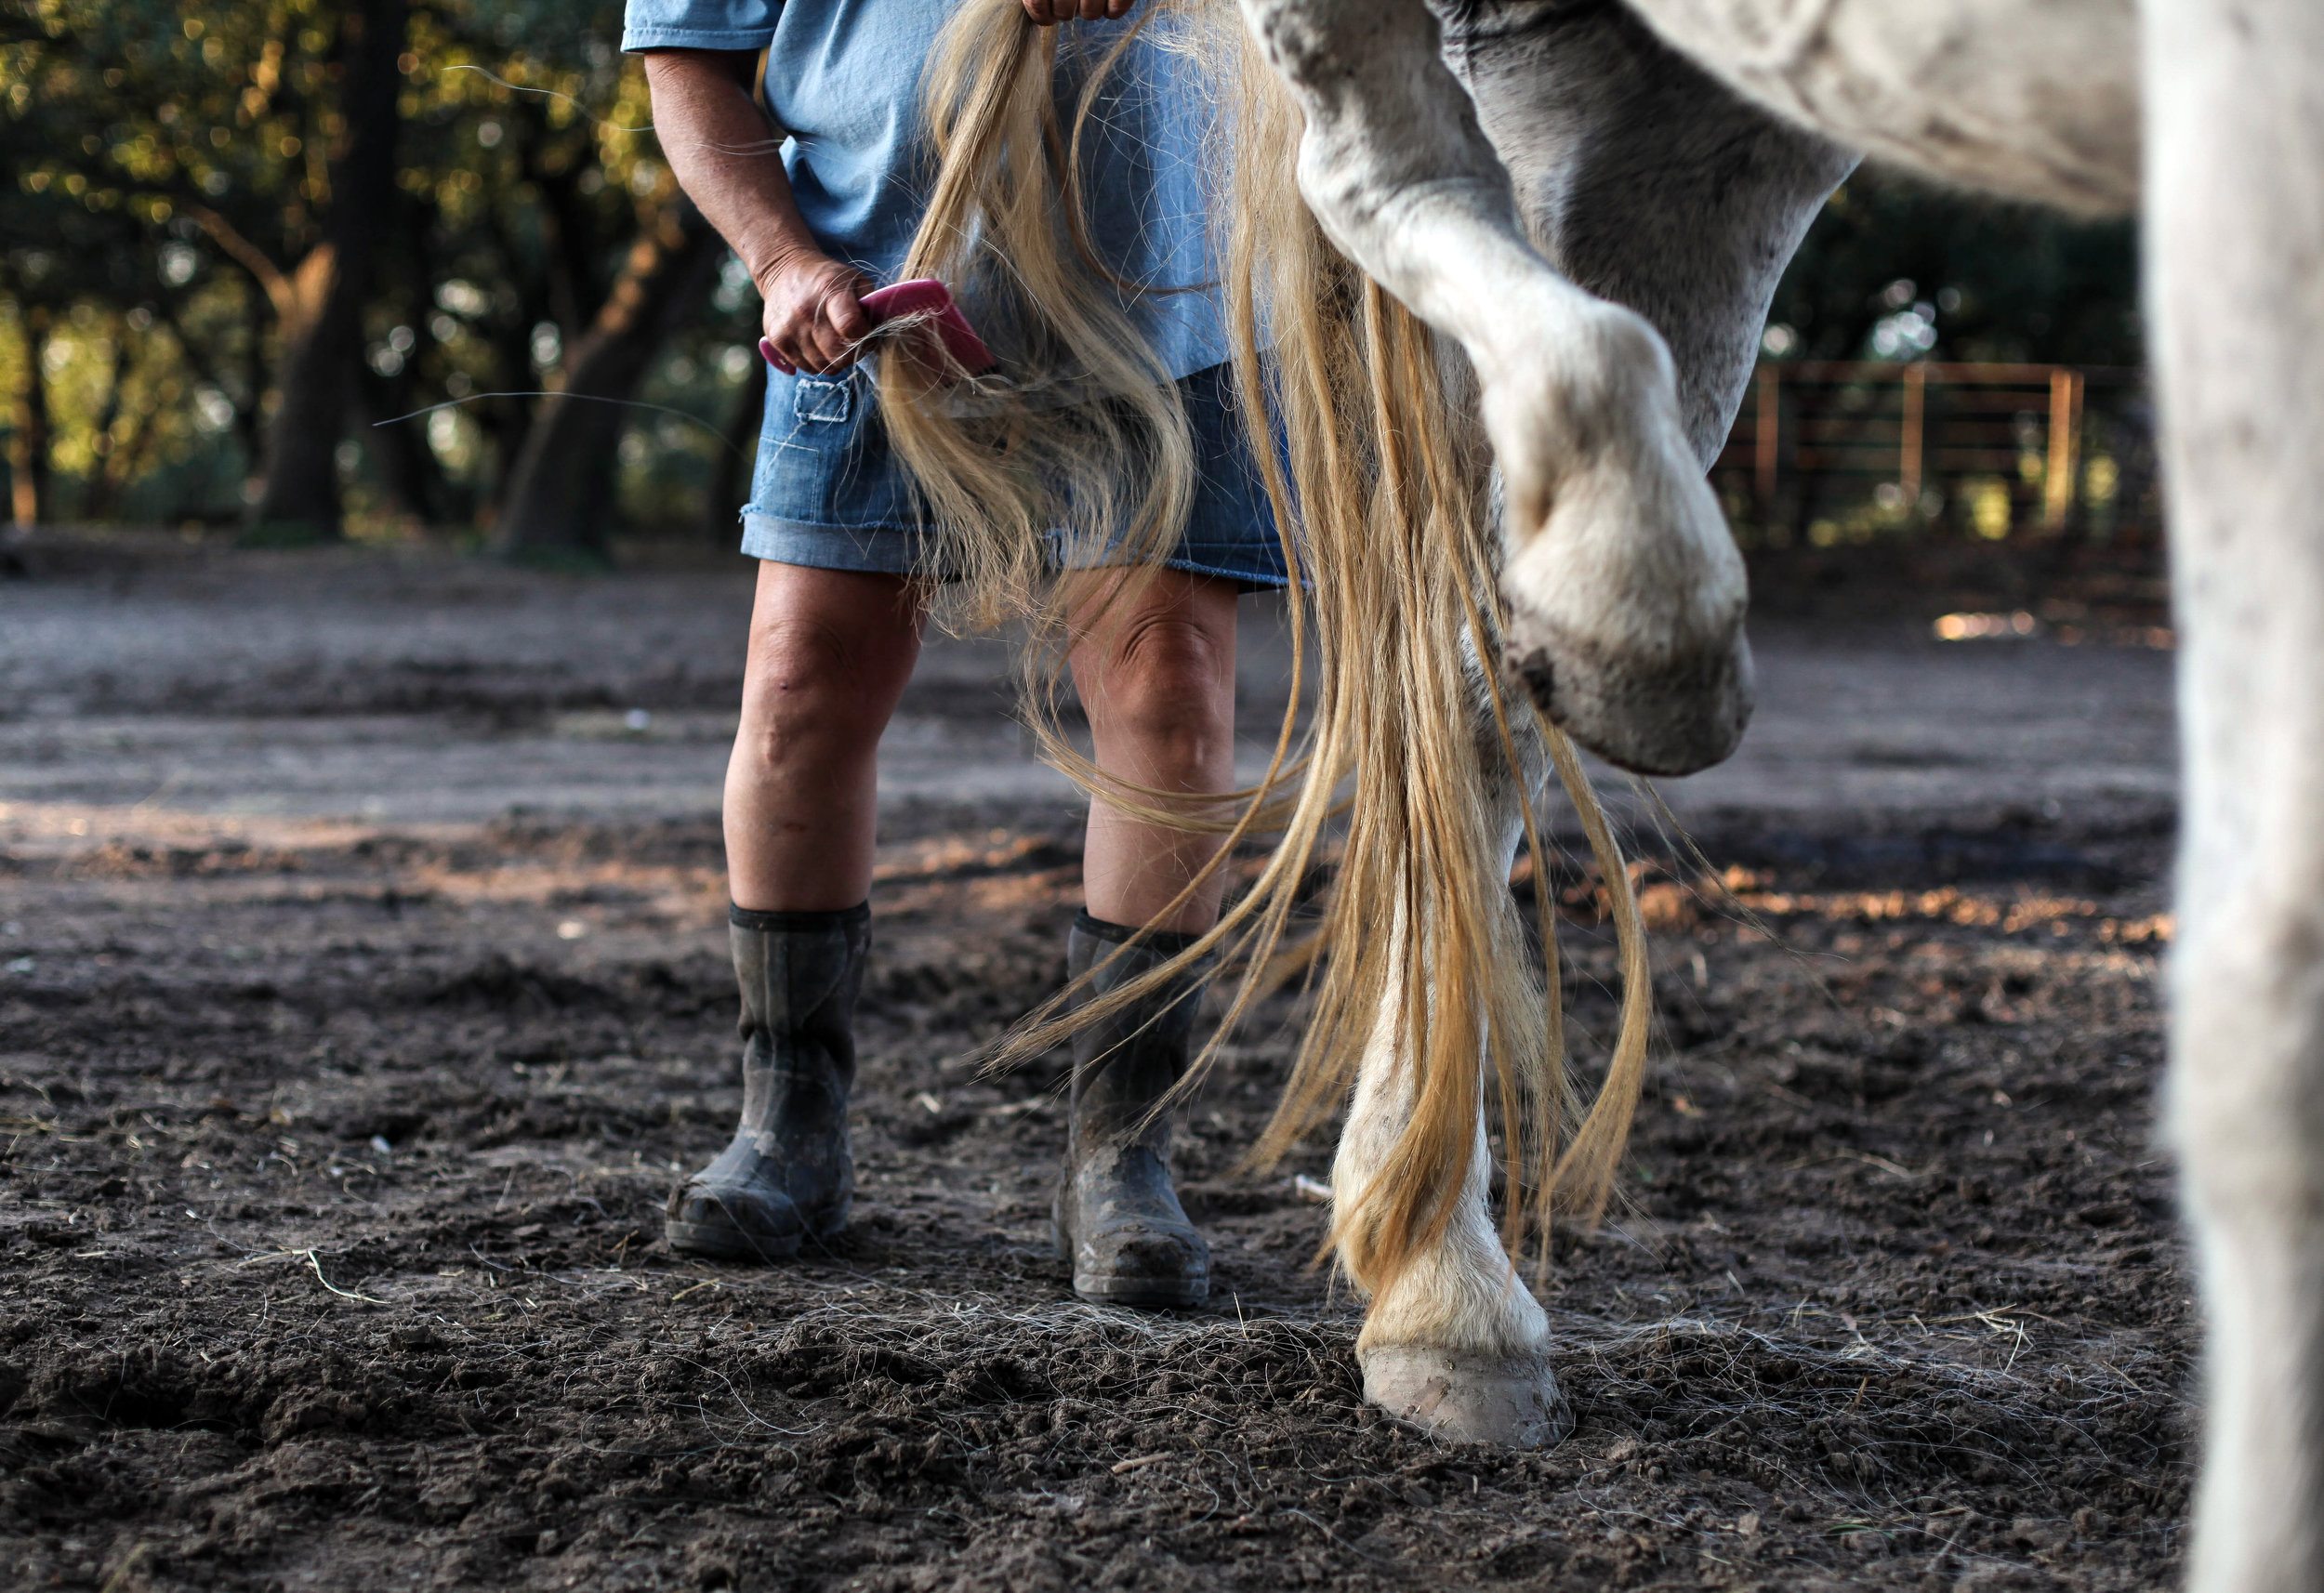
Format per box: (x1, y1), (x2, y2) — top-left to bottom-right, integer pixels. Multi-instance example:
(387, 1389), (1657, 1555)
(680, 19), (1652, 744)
(1760, 166), (2141, 366)
(699, 344), (764, 543)
(492, 194), (722, 560)
(382, 6), (746, 554)
(4, 303), (47, 527)
(244, 0), (408, 535)
(0, 0), (755, 546)
(4, 0), (425, 532)
(0, 52), (161, 524)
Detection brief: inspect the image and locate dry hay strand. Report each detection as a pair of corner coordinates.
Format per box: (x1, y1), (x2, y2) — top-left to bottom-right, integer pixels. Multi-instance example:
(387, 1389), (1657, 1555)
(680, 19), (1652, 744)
(1550, 1306), (2192, 1507)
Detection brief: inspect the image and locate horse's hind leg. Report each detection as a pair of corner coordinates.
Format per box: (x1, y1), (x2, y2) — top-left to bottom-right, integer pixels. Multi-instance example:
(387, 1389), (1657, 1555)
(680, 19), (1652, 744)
(2150, 2), (2324, 1588)
(1237, 0), (1848, 777)
(1238, 0), (1753, 777)
(1340, 1047), (1568, 1446)
(1443, 0), (1852, 466)
(1335, 685), (1567, 1446)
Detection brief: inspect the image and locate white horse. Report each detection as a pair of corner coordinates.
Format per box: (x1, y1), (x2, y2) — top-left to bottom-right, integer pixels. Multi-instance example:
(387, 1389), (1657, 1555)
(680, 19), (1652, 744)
(1235, 0), (2310, 1586)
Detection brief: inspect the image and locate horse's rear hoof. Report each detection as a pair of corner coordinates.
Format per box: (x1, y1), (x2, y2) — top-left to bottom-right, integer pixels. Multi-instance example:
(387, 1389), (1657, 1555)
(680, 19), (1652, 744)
(1362, 1345), (1573, 1448)
(1503, 625), (1755, 778)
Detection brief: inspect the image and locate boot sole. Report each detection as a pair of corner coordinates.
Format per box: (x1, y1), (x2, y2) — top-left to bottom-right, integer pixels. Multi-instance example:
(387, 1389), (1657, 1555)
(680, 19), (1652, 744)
(1072, 1274), (1209, 1310)
(666, 1218), (804, 1263)
(667, 1207), (848, 1262)
(1056, 1202), (1210, 1310)
(667, 1180), (850, 1264)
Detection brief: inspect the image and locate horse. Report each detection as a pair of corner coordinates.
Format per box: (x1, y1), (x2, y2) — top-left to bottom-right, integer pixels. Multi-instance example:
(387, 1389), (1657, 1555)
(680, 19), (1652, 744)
(875, 0), (2307, 1579)
(1228, 0), (2313, 1588)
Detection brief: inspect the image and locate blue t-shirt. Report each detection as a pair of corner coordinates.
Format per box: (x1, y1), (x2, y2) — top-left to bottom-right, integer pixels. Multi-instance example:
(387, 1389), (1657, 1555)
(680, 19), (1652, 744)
(621, 0), (1229, 379)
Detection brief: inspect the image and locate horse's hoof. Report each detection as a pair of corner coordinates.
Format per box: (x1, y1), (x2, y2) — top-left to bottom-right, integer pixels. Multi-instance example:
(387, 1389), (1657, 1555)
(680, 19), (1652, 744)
(1502, 623), (1755, 778)
(1362, 1345), (1573, 1448)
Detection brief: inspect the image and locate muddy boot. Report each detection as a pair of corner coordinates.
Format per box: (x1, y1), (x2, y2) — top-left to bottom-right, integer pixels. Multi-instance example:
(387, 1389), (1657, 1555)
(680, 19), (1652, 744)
(1053, 911), (1212, 1309)
(666, 902), (868, 1262)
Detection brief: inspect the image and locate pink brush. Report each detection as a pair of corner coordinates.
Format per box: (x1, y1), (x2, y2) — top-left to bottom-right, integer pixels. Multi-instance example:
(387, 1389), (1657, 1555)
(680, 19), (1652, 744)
(757, 278), (996, 379)
(862, 279), (997, 375)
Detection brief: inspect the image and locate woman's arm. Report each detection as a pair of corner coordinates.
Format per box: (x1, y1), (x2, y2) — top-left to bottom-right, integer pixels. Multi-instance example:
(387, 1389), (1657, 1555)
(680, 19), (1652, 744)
(641, 48), (872, 374)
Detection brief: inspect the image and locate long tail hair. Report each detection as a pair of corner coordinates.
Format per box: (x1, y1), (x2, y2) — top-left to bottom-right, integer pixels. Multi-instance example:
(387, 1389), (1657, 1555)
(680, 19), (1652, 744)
(874, 0), (1653, 1301)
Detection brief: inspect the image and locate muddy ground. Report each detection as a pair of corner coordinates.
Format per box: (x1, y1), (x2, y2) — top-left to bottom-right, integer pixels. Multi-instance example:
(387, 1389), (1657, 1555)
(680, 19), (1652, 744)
(1, 533), (2188, 1591)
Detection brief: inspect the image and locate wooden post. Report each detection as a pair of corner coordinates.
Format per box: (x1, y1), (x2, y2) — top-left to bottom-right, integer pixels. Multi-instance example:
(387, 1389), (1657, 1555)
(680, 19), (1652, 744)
(1900, 362), (1928, 508)
(1754, 364), (1779, 510)
(2044, 366), (2084, 529)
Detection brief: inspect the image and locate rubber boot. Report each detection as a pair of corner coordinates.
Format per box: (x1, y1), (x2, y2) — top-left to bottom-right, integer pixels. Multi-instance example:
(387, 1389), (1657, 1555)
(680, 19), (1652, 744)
(1053, 911), (1212, 1308)
(666, 902), (867, 1262)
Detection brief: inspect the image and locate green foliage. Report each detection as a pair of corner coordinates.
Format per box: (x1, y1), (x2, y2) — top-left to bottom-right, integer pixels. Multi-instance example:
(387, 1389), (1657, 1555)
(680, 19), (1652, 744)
(0, 0), (758, 535)
(1763, 167), (2142, 367)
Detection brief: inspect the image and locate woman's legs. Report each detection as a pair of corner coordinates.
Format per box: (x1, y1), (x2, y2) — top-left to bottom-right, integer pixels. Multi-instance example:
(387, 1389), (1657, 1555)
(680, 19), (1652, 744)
(1065, 568), (1243, 932)
(668, 560), (921, 1260)
(687, 557), (1246, 1284)
(724, 558), (1237, 920)
(723, 561), (925, 911)
(1054, 567), (1243, 1307)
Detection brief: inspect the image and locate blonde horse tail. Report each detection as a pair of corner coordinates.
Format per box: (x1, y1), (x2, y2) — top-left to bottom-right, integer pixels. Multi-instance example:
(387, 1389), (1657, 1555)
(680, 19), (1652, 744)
(879, 0), (1656, 1307)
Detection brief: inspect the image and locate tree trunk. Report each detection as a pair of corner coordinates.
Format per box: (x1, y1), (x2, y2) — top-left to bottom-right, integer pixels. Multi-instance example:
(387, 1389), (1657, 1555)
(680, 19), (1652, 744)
(236, 281), (267, 493)
(357, 368), (450, 525)
(248, 0), (407, 538)
(7, 303), (49, 529)
(702, 371), (764, 544)
(491, 201), (724, 561)
(83, 325), (135, 523)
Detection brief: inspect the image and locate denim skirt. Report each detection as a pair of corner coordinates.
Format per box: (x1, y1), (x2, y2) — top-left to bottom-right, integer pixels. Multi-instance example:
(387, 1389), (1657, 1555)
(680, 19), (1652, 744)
(738, 362), (1288, 589)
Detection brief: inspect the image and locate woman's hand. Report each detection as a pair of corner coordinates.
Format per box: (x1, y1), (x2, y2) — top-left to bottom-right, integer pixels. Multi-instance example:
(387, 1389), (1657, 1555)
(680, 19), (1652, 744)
(757, 252), (876, 375)
(1021, 0), (1135, 23)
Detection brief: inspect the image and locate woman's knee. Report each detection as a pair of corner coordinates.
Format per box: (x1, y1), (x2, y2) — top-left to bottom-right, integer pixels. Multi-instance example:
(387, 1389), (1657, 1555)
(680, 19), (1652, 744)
(738, 612), (915, 770)
(1085, 609), (1235, 741)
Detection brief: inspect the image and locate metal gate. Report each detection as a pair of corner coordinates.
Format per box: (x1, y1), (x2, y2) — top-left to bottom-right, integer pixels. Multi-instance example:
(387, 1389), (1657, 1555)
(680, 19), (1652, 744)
(1710, 362), (2159, 546)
